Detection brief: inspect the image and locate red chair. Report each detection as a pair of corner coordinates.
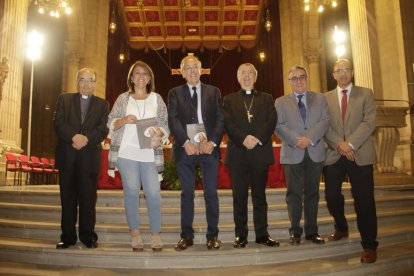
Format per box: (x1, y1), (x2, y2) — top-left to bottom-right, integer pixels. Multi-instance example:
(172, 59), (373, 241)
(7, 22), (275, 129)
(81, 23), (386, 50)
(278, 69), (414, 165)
(5, 152), (21, 185)
(40, 157), (54, 184)
(18, 154), (33, 185)
(30, 156), (44, 184)
(49, 158), (59, 184)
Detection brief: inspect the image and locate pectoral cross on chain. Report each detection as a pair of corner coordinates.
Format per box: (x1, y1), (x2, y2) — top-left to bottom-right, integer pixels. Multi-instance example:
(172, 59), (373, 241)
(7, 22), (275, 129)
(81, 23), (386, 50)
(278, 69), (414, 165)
(244, 94), (255, 124)
(247, 111), (253, 123)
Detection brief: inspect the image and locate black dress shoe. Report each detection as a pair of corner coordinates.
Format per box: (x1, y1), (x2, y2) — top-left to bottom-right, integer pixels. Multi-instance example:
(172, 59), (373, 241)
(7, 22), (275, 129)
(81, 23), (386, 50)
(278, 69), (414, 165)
(233, 237), (248, 248)
(56, 241), (74, 249)
(206, 237), (221, 249)
(174, 237), (194, 251)
(255, 236), (280, 247)
(289, 234), (301, 245)
(305, 234), (325, 244)
(83, 240), (98, 248)
(328, 230), (349, 241)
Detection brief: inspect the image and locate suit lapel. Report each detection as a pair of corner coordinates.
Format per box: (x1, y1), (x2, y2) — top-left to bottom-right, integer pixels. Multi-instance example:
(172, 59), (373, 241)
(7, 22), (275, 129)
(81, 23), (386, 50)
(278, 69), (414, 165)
(289, 93), (303, 124)
(327, 90), (343, 127)
(73, 93), (82, 124)
(82, 95), (97, 125)
(346, 87), (359, 124)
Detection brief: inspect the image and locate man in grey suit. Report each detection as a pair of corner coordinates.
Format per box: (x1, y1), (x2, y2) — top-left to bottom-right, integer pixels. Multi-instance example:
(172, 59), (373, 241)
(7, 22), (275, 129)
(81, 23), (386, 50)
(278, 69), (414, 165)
(275, 65), (329, 245)
(324, 58), (378, 263)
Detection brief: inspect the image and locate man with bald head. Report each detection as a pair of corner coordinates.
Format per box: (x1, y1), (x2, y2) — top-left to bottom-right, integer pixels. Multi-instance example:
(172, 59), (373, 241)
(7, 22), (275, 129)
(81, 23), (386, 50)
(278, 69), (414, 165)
(54, 68), (110, 249)
(324, 59), (378, 263)
(223, 63), (279, 248)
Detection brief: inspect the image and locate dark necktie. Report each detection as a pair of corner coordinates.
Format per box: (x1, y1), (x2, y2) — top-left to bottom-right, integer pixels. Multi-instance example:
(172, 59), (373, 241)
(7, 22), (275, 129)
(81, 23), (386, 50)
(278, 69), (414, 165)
(297, 94), (306, 123)
(341, 90), (348, 123)
(191, 86), (198, 123)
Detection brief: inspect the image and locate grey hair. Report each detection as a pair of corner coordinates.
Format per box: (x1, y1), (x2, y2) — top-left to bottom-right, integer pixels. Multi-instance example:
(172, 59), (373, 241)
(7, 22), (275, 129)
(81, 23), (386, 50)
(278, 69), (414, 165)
(288, 65), (308, 77)
(237, 63), (258, 77)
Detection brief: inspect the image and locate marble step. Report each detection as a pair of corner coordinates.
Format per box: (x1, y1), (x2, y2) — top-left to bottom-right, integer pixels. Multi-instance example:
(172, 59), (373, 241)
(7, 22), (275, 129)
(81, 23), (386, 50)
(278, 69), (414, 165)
(0, 205), (412, 244)
(0, 223), (412, 270)
(0, 184), (350, 207)
(0, 192), (413, 224)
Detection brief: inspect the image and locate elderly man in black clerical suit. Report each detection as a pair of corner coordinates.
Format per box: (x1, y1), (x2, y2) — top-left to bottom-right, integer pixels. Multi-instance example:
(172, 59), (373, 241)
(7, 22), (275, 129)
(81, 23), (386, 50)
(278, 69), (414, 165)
(168, 55), (224, 251)
(223, 63), (279, 248)
(54, 68), (109, 249)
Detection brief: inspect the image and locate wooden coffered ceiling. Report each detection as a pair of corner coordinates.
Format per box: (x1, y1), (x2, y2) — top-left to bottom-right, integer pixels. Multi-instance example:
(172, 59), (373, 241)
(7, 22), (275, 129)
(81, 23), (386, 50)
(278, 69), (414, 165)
(120, 0), (264, 50)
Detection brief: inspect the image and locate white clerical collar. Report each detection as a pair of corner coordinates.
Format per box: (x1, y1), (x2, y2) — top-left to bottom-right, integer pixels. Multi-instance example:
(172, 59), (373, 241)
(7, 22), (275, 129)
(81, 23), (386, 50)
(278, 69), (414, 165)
(81, 95), (89, 99)
(245, 90), (252, 95)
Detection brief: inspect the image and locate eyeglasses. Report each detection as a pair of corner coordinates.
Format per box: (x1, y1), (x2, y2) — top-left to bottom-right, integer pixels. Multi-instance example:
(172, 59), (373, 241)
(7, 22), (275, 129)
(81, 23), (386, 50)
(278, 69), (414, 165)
(334, 68), (352, 74)
(289, 75), (307, 82)
(78, 78), (96, 84)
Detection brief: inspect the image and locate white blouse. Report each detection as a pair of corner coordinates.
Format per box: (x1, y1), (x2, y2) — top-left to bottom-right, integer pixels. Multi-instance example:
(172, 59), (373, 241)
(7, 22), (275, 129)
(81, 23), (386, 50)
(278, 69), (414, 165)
(118, 92), (158, 163)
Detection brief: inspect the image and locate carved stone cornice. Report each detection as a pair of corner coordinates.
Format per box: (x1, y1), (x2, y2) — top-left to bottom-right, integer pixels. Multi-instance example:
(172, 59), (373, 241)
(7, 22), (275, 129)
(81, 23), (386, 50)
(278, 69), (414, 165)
(303, 46), (321, 64)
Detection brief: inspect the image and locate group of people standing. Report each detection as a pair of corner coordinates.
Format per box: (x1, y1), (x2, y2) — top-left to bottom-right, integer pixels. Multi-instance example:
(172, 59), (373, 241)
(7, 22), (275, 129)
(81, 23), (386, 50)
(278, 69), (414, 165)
(53, 56), (378, 264)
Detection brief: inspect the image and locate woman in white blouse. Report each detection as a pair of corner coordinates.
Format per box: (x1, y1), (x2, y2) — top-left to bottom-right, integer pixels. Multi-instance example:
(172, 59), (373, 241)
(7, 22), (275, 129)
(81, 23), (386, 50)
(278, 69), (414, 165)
(107, 61), (169, 252)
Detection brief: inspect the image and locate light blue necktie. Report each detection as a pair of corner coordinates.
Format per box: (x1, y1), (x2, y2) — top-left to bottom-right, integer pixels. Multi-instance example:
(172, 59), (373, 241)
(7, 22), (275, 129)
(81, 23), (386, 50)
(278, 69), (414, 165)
(297, 94), (306, 123)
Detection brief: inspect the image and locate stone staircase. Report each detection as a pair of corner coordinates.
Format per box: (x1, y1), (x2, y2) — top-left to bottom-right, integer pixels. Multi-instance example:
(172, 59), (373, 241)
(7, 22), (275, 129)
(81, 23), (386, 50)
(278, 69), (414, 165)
(0, 183), (413, 274)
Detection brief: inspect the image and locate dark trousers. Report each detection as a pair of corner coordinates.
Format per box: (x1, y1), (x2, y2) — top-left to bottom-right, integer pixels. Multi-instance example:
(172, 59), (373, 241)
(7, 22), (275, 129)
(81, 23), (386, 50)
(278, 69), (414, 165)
(176, 153), (219, 240)
(324, 156), (378, 250)
(59, 154), (98, 245)
(282, 150), (323, 236)
(229, 160), (269, 239)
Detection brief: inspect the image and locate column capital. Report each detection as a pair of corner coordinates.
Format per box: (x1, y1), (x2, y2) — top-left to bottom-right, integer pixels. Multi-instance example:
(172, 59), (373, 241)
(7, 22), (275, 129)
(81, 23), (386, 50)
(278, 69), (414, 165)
(304, 47), (321, 63)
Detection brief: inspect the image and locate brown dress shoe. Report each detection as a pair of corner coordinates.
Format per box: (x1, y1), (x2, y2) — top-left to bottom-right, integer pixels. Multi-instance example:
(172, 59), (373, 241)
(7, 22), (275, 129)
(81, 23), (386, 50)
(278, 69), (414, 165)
(174, 237), (193, 251)
(328, 230), (349, 241)
(289, 234), (301, 245)
(206, 237), (221, 249)
(361, 249), (377, 263)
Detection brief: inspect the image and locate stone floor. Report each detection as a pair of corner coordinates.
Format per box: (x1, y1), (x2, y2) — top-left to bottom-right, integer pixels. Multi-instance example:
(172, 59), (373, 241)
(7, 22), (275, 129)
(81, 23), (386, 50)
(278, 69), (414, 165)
(1, 242), (414, 275)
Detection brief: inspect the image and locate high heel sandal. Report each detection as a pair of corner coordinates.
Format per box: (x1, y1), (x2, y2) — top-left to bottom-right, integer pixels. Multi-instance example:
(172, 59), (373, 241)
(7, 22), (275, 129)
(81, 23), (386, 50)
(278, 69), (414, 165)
(150, 233), (163, 252)
(131, 229), (144, 252)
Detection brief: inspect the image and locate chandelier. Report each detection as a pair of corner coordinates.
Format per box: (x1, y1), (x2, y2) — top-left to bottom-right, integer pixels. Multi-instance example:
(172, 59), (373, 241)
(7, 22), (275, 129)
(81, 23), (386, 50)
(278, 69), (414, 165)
(304, 0), (338, 13)
(33, 0), (72, 18)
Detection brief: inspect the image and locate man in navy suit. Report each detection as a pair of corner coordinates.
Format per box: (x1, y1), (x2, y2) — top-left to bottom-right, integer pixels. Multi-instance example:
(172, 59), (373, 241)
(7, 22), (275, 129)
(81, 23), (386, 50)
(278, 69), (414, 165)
(168, 55), (224, 250)
(275, 65), (329, 245)
(223, 63), (279, 248)
(54, 68), (109, 249)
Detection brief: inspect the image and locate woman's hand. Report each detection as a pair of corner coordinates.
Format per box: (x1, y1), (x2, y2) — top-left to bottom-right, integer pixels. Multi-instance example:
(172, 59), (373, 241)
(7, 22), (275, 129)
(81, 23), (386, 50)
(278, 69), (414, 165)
(150, 134), (163, 149)
(114, 114), (137, 130)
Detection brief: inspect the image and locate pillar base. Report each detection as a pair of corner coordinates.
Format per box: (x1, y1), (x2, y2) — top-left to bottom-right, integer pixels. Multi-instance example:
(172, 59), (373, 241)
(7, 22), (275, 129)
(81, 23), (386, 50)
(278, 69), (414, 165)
(374, 172), (414, 186)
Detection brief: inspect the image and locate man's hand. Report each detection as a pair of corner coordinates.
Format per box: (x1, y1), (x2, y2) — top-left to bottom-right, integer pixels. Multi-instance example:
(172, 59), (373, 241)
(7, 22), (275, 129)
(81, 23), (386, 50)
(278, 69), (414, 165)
(72, 134), (88, 150)
(199, 141), (214, 155)
(337, 141), (356, 161)
(184, 141), (199, 155)
(243, 135), (260, 150)
(296, 136), (311, 149)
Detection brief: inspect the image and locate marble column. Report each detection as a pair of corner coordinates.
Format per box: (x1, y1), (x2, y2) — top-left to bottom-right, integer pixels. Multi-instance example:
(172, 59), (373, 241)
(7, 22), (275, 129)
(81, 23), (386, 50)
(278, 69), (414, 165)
(65, 52), (81, 93)
(304, 48), (321, 92)
(0, 0), (29, 153)
(0, 0), (29, 183)
(347, 0), (374, 89)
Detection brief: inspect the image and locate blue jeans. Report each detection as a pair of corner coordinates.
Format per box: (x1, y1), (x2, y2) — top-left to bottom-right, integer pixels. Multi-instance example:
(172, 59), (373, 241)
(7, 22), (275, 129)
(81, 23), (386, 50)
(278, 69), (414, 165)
(117, 157), (161, 232)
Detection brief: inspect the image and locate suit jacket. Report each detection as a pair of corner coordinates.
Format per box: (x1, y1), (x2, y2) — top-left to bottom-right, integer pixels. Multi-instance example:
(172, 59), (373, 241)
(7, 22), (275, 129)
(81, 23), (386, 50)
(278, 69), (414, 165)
(275, 91), (329, 164)
(54, 92), (110, 173)
(168, 83), (224, 159)
(324, 85), (377, 166)
(223, 90), (277, 165)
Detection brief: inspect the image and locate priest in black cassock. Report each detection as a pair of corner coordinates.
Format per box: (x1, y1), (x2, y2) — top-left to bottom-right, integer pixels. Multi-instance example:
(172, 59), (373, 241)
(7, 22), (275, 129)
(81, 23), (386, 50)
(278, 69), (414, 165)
(223, 63), (278, 248)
